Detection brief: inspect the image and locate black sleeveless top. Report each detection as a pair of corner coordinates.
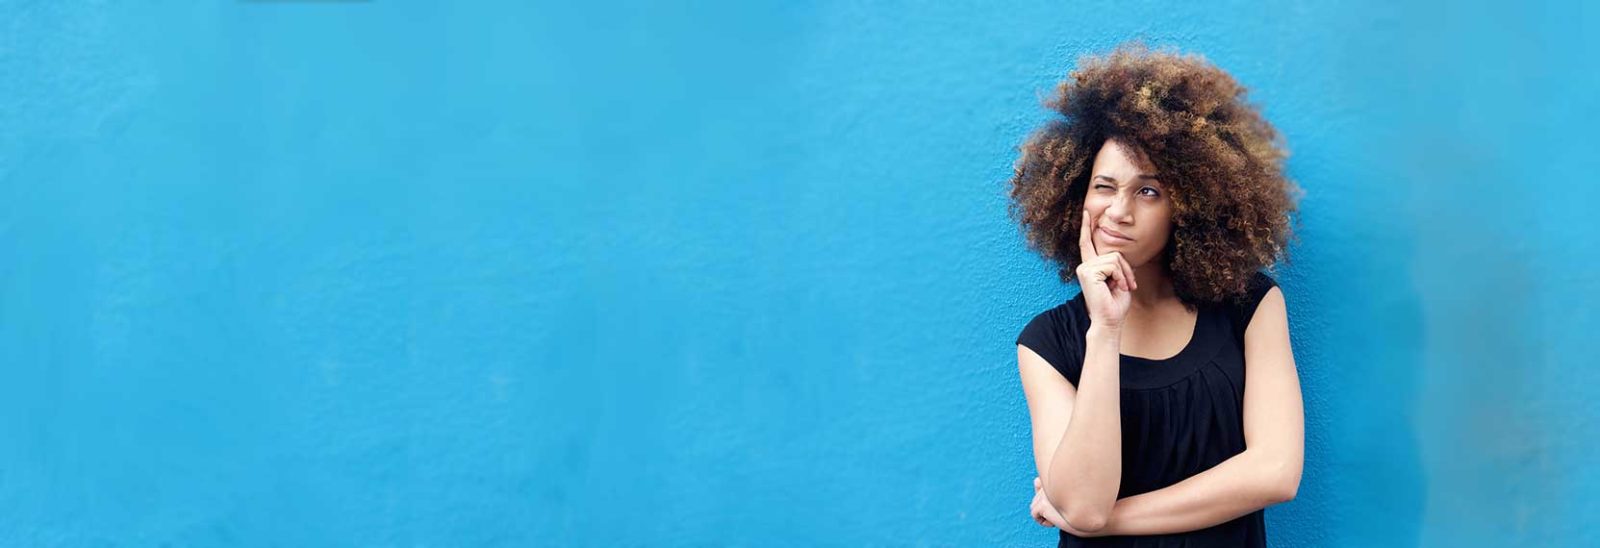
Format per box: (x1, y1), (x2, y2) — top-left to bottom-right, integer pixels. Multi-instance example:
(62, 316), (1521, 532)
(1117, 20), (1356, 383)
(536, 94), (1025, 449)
(1016, 271), (1279, 547)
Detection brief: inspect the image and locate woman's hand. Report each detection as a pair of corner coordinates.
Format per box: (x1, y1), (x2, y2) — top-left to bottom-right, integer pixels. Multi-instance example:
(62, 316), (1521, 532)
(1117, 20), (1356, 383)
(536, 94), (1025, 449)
(1031, 476), (1106, 537)
(1076, 208), (1136, 329)
(1030, 476), (1069, 529)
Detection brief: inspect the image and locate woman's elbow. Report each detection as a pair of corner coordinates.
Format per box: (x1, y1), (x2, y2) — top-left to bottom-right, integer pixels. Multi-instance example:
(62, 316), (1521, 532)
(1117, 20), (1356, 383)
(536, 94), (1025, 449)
(1045, 479), (1114, 531)
(1271, 475), (1300, 503)
(1062, 507), (1109, 533)
(1266, 460), (1302, 503)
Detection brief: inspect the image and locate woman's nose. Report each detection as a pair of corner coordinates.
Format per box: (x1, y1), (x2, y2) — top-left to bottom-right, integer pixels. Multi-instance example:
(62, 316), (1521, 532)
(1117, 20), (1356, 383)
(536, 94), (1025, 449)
(1105, 194), (1130, 220)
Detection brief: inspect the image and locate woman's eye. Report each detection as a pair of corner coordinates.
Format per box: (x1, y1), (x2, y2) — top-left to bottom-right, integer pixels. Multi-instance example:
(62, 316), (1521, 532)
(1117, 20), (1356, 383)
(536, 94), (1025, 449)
(1139, 187), (1160, 197)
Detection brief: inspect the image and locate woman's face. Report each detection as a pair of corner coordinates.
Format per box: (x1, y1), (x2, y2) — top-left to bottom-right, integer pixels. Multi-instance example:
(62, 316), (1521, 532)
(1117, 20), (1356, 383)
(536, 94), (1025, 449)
(1084, 138), (1173, 269)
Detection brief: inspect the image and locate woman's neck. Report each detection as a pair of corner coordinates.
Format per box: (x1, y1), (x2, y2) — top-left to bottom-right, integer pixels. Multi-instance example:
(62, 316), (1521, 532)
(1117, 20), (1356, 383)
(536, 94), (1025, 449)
(1127, 262), (1181, 313)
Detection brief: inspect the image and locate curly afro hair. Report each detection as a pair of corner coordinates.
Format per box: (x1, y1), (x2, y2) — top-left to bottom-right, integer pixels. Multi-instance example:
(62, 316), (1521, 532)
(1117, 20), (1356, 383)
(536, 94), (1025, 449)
(1008, 41), (1302, 308)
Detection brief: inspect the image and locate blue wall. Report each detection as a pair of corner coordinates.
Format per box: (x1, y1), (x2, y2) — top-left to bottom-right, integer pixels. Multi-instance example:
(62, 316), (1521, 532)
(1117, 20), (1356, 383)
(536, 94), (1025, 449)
(3, 1), (1595, 546)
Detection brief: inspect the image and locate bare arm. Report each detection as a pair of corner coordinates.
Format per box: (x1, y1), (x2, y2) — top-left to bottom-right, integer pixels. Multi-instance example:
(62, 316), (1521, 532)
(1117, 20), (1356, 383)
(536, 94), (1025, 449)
(1019, 323), (1123, 532)
(1020, 207), (1139, 533)
(1097, 286), (1305, 535)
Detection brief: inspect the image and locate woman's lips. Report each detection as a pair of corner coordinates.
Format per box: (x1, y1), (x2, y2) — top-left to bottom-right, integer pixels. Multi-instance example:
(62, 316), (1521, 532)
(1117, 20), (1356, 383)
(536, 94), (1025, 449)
(1096, 227), (1134, 244)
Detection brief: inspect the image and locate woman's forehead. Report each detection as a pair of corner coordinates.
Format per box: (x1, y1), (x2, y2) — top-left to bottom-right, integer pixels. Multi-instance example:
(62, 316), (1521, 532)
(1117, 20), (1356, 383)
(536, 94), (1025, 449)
(1095, 139), (1159, 172)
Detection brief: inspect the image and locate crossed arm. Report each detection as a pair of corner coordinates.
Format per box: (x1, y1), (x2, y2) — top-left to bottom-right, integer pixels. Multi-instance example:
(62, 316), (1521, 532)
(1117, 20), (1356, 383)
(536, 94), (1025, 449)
(1019, 287), (1303, 536)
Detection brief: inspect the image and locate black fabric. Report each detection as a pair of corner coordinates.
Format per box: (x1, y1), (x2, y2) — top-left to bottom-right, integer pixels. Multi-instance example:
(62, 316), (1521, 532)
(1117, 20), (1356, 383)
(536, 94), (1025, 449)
(1015, 271), (1279, 547)
(1228, 271), (1280, 351)
(1016, 300), (1087, 385)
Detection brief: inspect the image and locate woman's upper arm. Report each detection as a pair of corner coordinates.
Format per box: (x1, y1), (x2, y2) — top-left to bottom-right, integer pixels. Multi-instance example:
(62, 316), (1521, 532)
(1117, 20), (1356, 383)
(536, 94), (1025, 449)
(1241, 286), (1305, 500)
(1018, 343), (1077, 482)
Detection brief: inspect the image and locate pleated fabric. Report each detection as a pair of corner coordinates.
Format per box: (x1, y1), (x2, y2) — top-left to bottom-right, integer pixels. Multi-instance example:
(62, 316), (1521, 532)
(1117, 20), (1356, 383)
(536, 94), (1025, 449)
(1016, 272), (1278, 547)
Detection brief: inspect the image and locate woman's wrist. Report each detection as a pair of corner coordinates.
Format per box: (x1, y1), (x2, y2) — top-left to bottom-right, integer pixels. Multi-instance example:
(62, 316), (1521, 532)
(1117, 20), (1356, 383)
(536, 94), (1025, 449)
(1087, 322), (1123, 342)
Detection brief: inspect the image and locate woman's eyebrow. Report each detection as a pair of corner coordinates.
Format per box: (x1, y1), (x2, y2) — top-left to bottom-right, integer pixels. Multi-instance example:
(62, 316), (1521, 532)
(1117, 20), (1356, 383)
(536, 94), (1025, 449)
(1092, 174), (1161, 183)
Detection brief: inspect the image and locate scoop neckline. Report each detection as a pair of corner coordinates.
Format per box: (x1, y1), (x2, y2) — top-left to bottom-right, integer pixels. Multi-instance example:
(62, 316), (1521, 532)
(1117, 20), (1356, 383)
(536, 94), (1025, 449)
(1069, 292), (1221, 389)
(1117, 305), (1204, 364)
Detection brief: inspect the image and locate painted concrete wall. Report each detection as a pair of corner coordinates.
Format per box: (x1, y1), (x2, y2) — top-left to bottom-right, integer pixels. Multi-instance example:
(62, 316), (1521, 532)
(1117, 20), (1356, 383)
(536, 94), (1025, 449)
(2, 1), (1595, 546)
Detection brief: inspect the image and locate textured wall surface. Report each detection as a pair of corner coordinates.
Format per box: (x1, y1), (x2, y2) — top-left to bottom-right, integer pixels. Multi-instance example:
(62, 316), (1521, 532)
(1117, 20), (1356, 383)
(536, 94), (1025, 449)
(2, 1), (1596, 546)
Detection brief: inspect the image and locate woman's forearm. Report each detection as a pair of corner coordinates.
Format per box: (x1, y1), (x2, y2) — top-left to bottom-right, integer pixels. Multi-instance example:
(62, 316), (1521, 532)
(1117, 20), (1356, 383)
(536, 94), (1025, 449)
(1100, 449), (1293, 536)
(1043, 324), (1123, 530)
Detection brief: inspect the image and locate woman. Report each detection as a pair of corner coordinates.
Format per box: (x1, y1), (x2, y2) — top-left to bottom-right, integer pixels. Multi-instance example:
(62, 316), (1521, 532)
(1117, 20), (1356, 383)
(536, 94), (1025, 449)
(1009, 42), (1305, 546)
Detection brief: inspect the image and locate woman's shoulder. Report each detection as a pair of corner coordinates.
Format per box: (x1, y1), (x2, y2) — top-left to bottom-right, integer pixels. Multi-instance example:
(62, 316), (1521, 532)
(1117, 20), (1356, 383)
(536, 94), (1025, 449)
(1017, 294), (1094, 350)
(1243, 270), (1279, 310)
(1247, 270), (1278, 296)
(1225, 270), (1281, 339)
(1015, 294), (1090, 376)
(1019, 293), (1089, 335)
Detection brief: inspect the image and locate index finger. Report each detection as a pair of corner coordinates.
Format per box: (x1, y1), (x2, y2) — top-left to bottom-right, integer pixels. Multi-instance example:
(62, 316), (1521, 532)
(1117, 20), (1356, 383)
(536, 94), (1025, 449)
(1079, 208), (1099, 263)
